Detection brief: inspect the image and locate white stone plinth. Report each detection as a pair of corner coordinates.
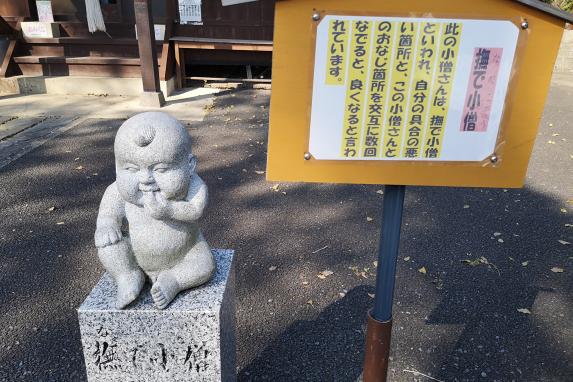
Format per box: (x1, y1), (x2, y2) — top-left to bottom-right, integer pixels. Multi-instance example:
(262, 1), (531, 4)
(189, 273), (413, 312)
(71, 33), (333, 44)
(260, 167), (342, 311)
(78, 249), (235, 382)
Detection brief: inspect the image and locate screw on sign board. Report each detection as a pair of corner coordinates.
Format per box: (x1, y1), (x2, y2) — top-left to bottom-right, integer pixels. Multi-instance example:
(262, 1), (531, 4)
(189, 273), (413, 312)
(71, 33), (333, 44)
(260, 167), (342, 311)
(267, 0), (572, 188)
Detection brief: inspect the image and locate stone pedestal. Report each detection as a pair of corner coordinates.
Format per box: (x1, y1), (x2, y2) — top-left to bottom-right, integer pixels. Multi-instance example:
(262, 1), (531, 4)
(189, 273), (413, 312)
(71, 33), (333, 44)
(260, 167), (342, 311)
(78, 249), (235, 382)
(139, 91), (166, 108)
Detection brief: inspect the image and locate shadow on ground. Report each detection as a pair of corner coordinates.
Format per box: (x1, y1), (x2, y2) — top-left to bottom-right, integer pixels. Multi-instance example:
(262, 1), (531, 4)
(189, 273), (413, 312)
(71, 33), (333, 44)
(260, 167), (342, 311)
(0, 88), (571, 381)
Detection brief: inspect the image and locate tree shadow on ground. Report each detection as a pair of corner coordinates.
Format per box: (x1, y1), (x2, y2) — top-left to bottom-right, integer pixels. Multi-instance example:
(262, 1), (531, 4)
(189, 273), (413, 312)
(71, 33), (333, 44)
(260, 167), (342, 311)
(239, 286), (373, 382)
(0, 88), (571, 381)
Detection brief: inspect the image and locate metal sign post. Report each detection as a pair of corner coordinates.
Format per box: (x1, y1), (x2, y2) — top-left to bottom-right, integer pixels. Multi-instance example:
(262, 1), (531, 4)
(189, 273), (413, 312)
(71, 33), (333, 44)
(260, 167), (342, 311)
(267, 2), (573, 382)
(363, 185), (406, 381)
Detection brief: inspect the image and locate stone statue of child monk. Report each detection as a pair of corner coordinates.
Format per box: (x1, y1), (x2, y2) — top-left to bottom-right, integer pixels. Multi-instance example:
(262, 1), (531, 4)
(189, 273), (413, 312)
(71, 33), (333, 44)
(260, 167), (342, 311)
(94, 112), (215, 310)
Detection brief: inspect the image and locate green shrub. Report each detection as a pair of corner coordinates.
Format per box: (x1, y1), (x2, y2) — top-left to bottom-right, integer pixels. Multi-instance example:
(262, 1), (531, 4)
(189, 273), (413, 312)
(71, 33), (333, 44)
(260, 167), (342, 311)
(541, 0), (573, 12)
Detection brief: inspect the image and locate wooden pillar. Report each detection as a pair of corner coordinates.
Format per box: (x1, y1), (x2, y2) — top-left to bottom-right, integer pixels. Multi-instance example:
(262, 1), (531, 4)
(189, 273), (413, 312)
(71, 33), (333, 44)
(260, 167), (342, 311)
(134, 0), (165, 107)
(159, 0), (176, 82)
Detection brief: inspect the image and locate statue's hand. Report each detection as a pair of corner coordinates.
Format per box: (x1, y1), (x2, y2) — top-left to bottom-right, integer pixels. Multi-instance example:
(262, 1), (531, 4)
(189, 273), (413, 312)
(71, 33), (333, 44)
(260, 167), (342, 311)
(95, 224), (123, 248)
(142, 191), (172, 220)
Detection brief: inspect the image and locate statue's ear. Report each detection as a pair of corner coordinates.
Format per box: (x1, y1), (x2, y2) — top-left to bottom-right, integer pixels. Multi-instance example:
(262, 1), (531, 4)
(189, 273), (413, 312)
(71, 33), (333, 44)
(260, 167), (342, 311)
(188, 154), (197, 173)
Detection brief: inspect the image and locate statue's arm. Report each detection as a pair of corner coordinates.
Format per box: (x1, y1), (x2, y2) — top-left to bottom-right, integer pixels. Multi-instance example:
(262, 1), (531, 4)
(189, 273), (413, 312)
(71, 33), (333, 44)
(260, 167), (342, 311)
(168, 174), (208, 223)
(95, 182), (126, 248)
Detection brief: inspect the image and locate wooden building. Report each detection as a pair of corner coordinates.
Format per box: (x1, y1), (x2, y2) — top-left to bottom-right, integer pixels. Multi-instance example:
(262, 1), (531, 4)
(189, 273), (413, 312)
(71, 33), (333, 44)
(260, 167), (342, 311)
(0, 0), (275, 88)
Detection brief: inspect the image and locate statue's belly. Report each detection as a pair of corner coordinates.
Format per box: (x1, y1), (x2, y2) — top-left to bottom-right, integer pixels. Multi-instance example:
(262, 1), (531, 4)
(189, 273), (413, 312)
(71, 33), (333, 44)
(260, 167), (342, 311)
(126, 205), (197, 272)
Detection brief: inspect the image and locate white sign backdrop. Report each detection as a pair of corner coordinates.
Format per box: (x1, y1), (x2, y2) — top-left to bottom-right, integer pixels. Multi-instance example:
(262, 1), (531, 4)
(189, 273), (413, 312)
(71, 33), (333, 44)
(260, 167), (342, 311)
(309, 16), (519, 162)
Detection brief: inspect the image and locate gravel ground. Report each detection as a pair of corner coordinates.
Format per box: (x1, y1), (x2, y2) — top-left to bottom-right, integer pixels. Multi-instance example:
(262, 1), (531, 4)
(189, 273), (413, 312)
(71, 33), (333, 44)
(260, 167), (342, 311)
(0, 84), (571, 381)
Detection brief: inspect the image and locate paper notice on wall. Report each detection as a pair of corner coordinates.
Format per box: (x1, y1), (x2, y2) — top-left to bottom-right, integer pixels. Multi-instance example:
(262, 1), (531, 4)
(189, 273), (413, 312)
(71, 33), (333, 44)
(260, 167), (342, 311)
(179, 0), (202, 25)
(309, 16), (519, 162)
(36, 1), (54, 23)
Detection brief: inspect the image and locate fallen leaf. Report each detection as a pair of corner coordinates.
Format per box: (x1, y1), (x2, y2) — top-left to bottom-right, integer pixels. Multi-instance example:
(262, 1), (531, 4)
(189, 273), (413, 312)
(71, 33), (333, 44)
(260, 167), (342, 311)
(312, 246), (329, 254)
(268, 266), (277, 271)
(255, 171), (265, 175)
(75, 166), (84, 170)
(56, 221), (65, 225)
(547, 140), (556, 144)
(367, 293), (375, 299)
(404, 256), (411, 261)
(306, 300), (313, 305)
(521, 261), (529, 267)
(565, 224), (573, 228)
(567, 200), (573, 205)
(558, 240), (571, 245)
(463, 258), (482, 266)
(271, 184), (280, 192)
(302, 281), (309, 286)
(317, 270), (334, 279)
(373, 261), (378, 268)
(551, 267), (565, 273)
(552, 133), (560, 137)
(366, 217), (373, 222)
(339, 292), (346, 298)
(47, 206), (56, 212)
(549, 123), (554, 127)
(561, 208), (568, 213)
(517, 308), (531, 315)
(498, 238), (504, 243)
(418, 267), (427, 275)
(493, 232), (502, 237)
(242, 169), (247, 173)
(462, 256), (500, 274)
(376, 190), (384, 195)
(463, 204), (470, 209)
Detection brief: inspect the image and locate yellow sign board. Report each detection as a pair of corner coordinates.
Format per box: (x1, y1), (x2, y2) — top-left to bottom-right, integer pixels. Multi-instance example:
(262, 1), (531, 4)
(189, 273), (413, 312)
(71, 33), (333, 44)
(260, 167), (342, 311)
(267, 0), (565, 188)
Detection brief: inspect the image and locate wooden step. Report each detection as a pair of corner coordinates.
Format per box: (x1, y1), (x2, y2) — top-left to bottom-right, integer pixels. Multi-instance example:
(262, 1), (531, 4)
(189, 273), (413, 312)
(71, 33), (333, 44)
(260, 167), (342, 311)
(56, 21), (137, 39)
(12, 55), (151, 78)
(14, 56), (140, 65)
(17, 37), (162, 59)
(23, 37), (150, 46)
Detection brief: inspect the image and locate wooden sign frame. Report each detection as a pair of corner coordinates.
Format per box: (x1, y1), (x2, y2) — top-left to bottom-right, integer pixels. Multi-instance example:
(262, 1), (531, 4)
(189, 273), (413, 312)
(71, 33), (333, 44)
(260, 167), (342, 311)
(267, 0), (565, 188)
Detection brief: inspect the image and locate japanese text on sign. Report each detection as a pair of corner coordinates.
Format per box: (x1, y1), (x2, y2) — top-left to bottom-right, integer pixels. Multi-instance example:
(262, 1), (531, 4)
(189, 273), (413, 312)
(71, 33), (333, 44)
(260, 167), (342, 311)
(310, 16), (519, 162)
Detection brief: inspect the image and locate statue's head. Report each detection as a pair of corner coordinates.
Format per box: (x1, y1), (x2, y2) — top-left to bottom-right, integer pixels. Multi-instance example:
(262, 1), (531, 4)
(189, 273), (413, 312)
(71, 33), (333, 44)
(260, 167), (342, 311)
(114, 112), (196, 204)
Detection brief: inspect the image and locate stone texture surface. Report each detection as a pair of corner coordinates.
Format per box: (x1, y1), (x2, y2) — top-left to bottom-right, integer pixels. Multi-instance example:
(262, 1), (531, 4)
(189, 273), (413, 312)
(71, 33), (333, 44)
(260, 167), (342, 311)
(78, 249), (235, 382)
(555, 29), (573, 74)
(139, 91), (166, 108)
(95, 112), (215, 310)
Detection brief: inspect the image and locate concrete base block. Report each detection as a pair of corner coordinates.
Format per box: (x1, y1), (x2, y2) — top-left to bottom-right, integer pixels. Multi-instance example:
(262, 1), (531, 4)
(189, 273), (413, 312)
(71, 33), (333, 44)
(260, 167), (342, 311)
(139, 91), (166, 108)
(0, 76), (177, 97)
(78, 249), (236, 382)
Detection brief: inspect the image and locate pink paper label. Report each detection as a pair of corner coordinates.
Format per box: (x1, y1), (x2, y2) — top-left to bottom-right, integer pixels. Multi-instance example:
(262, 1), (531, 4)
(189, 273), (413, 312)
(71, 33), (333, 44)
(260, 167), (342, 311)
(460, 48), (503, 132)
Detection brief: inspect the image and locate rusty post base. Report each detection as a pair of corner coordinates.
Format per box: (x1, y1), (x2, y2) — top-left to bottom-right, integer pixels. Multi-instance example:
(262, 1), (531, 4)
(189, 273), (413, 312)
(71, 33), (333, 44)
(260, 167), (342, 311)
(363, 310), (393, 382)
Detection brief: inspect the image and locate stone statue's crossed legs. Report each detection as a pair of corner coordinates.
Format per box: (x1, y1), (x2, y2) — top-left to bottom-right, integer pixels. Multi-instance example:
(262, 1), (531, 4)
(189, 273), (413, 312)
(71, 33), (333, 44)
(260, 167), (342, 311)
(151, 233), (216, 309)
(97, 238), (145, 309)
(98, 234), (215, 309)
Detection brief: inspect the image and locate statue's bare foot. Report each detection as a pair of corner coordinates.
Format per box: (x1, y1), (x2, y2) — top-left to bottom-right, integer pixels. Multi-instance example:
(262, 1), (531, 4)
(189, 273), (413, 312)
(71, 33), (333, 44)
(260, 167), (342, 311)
(115, 269), (145, 309)
(151, 271), (180, 310)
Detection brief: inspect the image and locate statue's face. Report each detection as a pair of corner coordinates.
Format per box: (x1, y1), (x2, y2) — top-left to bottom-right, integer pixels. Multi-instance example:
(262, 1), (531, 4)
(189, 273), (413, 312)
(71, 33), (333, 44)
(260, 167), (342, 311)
(115, 137), (191, 205)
